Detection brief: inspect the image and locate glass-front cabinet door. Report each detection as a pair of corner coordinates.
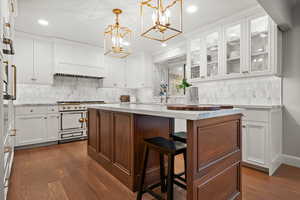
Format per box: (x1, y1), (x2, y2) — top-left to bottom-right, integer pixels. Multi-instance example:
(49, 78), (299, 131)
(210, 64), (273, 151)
(225, 23), (241, 74)
(190, 38), (202, 79)
(249, 15), (269, 73)
(206, 32), (219, 77)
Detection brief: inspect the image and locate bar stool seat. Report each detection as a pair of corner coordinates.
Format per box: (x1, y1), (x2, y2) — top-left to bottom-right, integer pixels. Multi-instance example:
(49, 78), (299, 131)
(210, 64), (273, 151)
(144, 137), (186, 154)
(136, 137), (187, 200)
(171, 131), (187, 143)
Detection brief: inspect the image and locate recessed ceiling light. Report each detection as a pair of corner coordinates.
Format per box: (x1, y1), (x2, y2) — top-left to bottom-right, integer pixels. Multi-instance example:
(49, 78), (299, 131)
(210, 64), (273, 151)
(38, 19), (49, 26)
(186, 5), (198, 13)
(161, 42), (167, 47)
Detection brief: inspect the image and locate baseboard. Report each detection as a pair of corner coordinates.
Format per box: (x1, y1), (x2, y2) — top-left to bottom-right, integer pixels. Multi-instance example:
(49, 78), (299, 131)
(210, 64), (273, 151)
(15, 141), (58, 150)
(282, 154), (300, 168)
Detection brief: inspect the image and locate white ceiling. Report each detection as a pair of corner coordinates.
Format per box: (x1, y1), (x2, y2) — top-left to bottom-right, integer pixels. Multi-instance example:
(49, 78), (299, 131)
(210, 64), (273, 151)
(16, 0), (259, 53)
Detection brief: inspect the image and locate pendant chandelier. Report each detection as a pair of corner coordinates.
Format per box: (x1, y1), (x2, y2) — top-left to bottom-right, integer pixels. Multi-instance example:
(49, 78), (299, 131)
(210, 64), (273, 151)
(140, 0), (183, 42)
(104, 9), (132, 58)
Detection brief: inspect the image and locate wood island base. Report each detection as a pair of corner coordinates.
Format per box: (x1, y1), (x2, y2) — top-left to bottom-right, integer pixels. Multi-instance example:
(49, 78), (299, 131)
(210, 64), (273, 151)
(87, 108), (242, 200)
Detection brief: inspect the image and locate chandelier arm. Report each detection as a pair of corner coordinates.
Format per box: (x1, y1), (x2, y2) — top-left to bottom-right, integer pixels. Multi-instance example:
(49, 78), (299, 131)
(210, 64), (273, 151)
(163, 0), (181, 12)
(141, 0), (158, 9)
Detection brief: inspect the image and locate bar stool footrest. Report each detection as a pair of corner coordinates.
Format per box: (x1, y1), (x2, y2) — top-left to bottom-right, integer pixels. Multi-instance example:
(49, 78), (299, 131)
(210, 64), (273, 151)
(141, 182), (165, 200)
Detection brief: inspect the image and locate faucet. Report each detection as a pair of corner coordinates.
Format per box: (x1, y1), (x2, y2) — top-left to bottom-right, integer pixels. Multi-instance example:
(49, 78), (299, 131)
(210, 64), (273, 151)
(159, 83), (169, 104)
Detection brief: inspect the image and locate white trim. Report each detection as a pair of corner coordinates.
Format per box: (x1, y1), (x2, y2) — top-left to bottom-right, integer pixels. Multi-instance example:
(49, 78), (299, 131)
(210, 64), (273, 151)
(282, 154), (300, 168)
(269, 155), (283, 175)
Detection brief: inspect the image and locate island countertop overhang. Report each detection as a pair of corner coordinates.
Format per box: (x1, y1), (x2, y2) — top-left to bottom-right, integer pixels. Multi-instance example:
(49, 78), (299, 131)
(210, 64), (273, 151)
(87, 103), (243, 120)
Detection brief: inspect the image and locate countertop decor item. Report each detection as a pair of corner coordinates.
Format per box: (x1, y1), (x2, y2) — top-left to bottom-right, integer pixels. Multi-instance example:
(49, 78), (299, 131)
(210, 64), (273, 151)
(104, 8), (132, 58)
(120, 95), (130, 103)
(140, 0), (183, 42)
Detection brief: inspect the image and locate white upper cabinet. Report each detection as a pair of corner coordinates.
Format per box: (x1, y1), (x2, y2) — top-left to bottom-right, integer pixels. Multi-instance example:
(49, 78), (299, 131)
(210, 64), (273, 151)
(188, 8), (282, 82)
(54, 39), (105, 78)
(125, 53), (153, 89)
(102, 56), (126, 88)
(15, 36), (35, 84)
(205, 31), (221, 78)
(15, 34), (54, 84)
(245, 15), (269, 74)
(224, 22), (243, 75)
(34, 39), (54, 84)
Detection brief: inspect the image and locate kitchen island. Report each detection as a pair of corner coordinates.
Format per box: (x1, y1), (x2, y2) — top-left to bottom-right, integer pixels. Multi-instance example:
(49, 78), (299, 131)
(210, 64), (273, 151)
(87, 104), (243, 200)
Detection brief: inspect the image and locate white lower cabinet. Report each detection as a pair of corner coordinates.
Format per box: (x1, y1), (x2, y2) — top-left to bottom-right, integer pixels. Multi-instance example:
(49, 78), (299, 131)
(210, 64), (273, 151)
(46, 114), (59, 142)
(15, 105), (59, 147)
(16, 115), (47, 146)
(242, 121), (268, 167)
(241, 108), (282, 176)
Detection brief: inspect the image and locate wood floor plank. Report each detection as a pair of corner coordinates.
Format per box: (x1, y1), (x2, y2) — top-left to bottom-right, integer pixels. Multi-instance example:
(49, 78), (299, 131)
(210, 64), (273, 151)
(48, 181), (69, 200)
(7, 141), (300, 200)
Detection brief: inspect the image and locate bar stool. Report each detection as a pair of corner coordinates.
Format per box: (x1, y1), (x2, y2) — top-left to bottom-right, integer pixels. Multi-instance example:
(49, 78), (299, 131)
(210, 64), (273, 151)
(136, 137), (187, 200)
(170, 131), (187, 182)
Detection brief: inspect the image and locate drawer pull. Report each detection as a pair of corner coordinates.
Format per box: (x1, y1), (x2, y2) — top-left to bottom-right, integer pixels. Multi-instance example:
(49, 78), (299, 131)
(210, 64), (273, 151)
(242, 125), (246, 128)
(79, 118), (85, 123)
(4, 146), (12, 154)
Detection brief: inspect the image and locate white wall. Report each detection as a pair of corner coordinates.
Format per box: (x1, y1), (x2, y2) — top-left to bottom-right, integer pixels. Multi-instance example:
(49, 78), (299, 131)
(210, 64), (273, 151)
(282, 3), (300, 157)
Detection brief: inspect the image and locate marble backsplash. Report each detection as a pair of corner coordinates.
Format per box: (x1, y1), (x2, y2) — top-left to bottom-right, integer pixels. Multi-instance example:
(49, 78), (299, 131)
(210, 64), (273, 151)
(16, 76), (136, 104)
(16, 75), (282, 106)
(136, 76), (282, 106)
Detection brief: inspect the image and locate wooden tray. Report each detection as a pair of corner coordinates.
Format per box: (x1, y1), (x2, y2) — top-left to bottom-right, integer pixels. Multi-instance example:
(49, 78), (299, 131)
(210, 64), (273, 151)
(166, 104), (234, 111)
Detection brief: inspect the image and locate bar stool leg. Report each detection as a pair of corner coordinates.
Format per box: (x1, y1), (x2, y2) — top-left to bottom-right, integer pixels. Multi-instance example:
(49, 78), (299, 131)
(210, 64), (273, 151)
(136, 145), (150, 200)
(183, 150), (187, 182)
(167, 154), (175, 200)
(159, 153), (166, 193)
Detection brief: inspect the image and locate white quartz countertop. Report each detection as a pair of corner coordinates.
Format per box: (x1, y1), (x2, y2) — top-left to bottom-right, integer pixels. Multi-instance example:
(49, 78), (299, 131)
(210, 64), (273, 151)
(88, 104), (243, 120)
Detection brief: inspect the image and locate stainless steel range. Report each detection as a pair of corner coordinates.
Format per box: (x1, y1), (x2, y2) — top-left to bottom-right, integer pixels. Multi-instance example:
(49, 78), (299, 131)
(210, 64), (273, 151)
(57, 101), (104, 143)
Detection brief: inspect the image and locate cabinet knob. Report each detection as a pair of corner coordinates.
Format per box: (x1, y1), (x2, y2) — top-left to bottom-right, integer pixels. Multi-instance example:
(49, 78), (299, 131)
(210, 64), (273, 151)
(242, 125), (246, 128)
(10, 129), (16, 136)
(30, 109), (34, 112)
(79, 118), (85, 123)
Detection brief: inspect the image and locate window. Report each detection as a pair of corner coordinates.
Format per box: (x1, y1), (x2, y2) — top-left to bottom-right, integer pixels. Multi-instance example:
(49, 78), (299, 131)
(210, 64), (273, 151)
(154, 55), (187, 97)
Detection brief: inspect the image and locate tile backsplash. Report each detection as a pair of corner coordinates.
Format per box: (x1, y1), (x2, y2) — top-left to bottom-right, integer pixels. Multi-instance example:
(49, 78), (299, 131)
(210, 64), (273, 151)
(16, 75), (282, 106)
(136, 76), (282, 105)
(16, 76), (135, 104)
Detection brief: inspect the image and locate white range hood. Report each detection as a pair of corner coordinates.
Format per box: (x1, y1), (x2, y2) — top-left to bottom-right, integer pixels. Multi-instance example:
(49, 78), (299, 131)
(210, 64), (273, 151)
(54, 39), (106, 78)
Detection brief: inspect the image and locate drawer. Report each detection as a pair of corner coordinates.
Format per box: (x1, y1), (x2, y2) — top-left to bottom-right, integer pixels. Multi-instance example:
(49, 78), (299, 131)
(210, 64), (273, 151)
(16, 106), (47, 116)
(242, 110), (269, 122)
(47, 105), (59, 114)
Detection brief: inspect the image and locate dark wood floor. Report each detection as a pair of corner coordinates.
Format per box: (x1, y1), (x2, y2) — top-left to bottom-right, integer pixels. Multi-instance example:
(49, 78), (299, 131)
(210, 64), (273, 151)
(8, 141), (300, 200)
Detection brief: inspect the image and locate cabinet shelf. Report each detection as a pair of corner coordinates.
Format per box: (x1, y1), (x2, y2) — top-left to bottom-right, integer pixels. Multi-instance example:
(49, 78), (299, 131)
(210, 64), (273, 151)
(251, 51), (268, 57)
(207, 61), (218, 65)
(227, 56), (240, 62)
(227, 39), (240, 45)
(251, 31), (268, 38)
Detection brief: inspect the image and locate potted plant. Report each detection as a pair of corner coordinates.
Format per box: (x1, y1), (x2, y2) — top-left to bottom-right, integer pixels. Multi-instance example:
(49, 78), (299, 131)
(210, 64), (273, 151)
(177, 78), (199, 105)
